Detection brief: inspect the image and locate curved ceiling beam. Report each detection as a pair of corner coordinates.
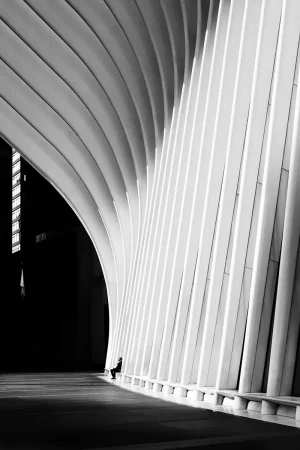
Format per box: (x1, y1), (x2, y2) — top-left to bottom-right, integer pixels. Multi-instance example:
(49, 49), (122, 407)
(161, 0), (186, 100)
(25, 0), (147, 183)
(0, 1), (138, 194)
(23, 0), (149, 275)
(67, 0), (155, 166)
(105, 0), (165, 152)
(135, 0), (174, 129)
(184, 0), (200, 71)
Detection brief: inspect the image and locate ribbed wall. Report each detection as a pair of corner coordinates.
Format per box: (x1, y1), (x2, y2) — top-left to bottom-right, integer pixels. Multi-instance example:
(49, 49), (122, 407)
(1, 0), (300, 418)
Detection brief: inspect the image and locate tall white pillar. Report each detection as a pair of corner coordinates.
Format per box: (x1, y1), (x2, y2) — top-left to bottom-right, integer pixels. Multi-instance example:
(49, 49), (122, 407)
(239, 0), (300, 394)
(215, 0), (282, 390)
(267, 46), (300, 397)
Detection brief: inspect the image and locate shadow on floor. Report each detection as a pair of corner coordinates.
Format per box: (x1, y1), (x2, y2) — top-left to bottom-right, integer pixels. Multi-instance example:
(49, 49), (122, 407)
(0, 373), (299, 449)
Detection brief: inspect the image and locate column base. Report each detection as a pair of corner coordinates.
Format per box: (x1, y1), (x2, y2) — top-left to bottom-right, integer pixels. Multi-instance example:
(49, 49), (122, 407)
(162, 385), (174, 394)
(145, 381), (153, 389)
(296, 405), (300, 421)
(174, 387), (187, 397)
(187, 390), (204, 401)
(153, 382), (163, 392)
(203, 393), (223, 405)
(248, 401), (261, 412)
(261, 400), (277, 415)
(233, 396), (248, 410)
(121, 374), (131, 383)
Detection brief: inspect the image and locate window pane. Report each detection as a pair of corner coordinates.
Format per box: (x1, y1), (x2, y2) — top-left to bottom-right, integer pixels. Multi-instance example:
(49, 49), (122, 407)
(12, 184), (21, 198)
(12, 233), (20, 245)
(12, 244), (21, 254)
(12, 196), (21, 210)
(12, 161), (20, 174)
(12, 208), (21, 221)
(12, 152), (20, 164)
(12, 150), (21, 254)
(12, 221), (20, 233)
(12, 173), (21, 187)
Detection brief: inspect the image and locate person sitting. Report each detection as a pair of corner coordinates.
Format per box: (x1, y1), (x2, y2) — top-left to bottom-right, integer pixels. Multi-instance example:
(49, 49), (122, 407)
(110, 357), (122, 380)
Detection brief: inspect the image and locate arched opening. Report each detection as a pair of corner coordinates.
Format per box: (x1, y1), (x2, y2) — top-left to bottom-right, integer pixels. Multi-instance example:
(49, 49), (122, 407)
(1, 136), (109, 372)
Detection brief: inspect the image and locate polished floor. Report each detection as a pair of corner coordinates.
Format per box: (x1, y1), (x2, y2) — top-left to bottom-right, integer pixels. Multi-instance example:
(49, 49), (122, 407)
(0, 373), (299, 449)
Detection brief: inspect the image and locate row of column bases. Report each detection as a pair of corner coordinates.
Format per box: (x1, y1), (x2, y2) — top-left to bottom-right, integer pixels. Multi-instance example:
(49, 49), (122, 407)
(104, 370), (300, 422)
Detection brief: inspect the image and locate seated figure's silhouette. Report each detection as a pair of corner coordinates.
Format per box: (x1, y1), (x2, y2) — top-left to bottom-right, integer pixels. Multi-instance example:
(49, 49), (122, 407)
(110, 357), (122, 379)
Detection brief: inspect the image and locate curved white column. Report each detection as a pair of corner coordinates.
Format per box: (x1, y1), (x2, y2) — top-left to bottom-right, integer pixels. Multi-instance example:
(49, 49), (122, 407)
(190, 0), (246, 387)
(167, 0), (230, 384)
(239, 0), (300, 393)
(267, 48), (300, 397)
(198, 0), (261, 389)
(215, 0), (282, 392)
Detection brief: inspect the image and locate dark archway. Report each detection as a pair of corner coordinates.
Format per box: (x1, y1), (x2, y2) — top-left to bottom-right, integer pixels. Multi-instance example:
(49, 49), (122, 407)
(1, 137), (109, 372)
